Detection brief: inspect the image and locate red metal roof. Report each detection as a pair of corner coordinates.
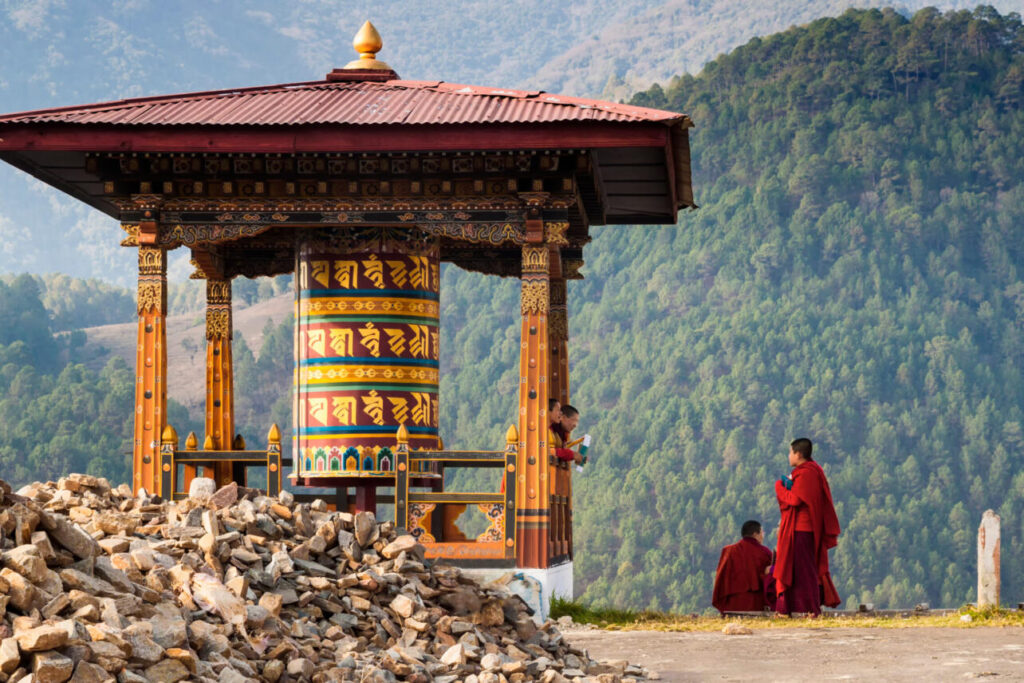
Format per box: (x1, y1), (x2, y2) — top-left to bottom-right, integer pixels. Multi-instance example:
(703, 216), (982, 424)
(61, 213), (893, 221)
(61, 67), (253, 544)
(0, 79), (687, 128)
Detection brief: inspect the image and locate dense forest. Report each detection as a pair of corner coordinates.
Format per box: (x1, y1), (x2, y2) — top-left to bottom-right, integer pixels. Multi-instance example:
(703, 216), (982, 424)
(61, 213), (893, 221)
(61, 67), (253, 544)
(443, 5), (1024, 611)
(589, 6), (1024, 610)
(1, 6), (1023, 611)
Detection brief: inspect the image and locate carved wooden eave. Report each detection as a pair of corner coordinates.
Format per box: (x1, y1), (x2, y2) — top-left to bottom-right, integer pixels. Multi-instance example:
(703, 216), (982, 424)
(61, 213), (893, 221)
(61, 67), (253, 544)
(116, 189), (586, 279)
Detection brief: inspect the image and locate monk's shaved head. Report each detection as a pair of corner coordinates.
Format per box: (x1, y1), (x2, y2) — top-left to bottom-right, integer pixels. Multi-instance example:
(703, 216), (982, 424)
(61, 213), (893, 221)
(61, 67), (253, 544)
(790, 438), (813, 461)
(741, 520), (762, 537)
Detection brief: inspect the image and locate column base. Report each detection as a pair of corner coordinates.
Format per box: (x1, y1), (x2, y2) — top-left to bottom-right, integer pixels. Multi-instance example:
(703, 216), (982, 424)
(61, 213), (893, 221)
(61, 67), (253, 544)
(461, 561), (573, 623)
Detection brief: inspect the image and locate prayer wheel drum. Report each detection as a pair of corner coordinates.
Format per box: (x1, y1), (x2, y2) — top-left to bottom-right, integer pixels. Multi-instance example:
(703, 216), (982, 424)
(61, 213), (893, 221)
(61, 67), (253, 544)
(294, 227), (440, 477)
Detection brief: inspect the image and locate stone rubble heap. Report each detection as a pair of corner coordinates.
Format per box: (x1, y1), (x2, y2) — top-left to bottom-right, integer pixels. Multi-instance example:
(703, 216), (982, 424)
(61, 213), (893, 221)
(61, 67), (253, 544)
(0, 475), (652, 683)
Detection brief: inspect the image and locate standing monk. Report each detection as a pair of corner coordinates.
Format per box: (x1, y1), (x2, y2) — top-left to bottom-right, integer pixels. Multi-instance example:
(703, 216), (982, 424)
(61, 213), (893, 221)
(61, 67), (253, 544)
(712, 520), (773, 614)
(774, 438), (841, 616)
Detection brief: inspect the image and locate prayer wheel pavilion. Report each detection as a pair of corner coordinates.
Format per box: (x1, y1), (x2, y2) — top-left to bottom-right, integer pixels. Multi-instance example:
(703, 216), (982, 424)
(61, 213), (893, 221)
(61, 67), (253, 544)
(0, 23), (694, 613)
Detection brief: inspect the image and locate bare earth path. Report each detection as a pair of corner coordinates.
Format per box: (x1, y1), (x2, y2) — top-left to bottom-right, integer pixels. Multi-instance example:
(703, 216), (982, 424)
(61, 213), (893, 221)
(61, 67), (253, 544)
(565, 627), (1024, 681)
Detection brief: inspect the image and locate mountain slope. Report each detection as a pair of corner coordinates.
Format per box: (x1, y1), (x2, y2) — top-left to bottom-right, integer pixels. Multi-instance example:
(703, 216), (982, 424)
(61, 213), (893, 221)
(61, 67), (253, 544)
(439, 6), (1024, 611)
(0, 0), (1017, 283)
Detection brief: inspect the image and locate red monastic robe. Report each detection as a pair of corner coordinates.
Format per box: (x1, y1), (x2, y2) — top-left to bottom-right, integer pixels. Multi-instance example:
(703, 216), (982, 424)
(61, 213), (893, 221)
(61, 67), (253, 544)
(773, 460), (842, 607)
(712, 537), (773, 613)
(550, 423), (575, 462)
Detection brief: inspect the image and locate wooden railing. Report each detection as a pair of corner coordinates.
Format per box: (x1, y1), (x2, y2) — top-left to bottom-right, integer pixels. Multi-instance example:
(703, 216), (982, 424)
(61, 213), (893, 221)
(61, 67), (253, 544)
(394, 424), (518, 564)
(548, 455), (573, 563)
(159, 424), (282, 500)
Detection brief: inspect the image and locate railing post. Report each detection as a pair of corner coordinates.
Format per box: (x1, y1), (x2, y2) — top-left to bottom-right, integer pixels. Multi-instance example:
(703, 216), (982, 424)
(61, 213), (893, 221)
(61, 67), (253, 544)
(183, 431), (199, 480)
(160, 424), (178, 500)
(504, 425), (518, 560)
(395, 425), (410, 533)
(266, 424), (281, 498)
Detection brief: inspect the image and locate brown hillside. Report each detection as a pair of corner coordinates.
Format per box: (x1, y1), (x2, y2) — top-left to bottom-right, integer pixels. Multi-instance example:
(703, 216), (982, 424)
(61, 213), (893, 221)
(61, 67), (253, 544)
(80, 294), (292, 411)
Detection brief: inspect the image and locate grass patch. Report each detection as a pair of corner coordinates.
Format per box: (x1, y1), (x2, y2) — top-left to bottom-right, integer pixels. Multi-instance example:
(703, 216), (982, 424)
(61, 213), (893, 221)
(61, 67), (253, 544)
(551, 600), (1024, 631)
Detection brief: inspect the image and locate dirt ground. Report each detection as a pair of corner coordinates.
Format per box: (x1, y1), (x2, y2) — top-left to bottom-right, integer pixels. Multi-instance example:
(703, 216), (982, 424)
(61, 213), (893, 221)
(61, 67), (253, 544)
(565, 627), (1024, 681)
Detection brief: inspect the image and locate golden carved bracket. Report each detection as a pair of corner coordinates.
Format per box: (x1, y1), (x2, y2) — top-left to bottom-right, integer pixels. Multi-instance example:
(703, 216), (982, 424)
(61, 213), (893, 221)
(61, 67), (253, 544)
(521, 280), (549, 315)
(120, 224), (140, 247)
(545, 221), (570, 246)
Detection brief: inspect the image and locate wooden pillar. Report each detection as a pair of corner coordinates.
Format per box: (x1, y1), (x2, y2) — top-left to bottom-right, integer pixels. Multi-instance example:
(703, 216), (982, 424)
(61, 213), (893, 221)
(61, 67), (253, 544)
(204, 278), (235, 487)
(516, 242), (551, 568)
(355, 486), (377, 515)
(549, 275), (570, 406)
(133, 246), (168, 495)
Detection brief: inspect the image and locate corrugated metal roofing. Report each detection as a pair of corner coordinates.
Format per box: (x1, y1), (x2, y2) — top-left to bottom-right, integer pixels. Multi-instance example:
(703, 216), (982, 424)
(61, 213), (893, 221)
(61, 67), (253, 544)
(0, 79), (686, 128)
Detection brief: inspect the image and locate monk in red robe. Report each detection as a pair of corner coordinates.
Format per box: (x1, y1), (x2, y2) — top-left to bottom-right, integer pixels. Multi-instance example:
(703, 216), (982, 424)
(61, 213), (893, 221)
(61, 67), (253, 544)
(548, 399), (582, 464)
(712, 520), (773, 614)
(773, 438), (841, 616)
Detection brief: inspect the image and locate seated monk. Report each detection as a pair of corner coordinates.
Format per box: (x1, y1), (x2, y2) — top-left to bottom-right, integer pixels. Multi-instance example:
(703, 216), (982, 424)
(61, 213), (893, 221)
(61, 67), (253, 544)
(712, 520), (773, 614)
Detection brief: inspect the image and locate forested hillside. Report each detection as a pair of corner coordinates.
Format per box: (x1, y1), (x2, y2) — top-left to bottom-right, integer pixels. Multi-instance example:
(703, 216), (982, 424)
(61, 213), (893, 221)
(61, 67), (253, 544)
(0, 275), (197, 484)
(581, 6), (1024, 610)
(3, 6), (1024, 612)
(443, 5), (1024, 611)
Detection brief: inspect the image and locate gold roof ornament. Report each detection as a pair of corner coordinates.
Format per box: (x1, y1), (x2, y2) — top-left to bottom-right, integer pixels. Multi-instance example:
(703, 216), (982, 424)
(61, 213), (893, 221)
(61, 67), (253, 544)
(343, 21), (392, 71)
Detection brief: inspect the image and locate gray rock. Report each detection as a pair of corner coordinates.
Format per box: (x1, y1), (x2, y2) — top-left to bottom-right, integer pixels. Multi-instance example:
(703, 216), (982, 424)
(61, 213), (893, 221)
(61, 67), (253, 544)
(48, 516), (101, 559)
(287, 658), (315, 679)
(143, 659), (189, 683)
(188, 477), (216, 501)
(32, 651), (74, 683)
(354, 511), (378, 547)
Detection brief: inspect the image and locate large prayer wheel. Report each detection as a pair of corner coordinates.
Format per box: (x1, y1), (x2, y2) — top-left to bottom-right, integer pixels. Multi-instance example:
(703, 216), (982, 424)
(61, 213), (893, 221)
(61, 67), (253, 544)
(294, 227), (440, 477)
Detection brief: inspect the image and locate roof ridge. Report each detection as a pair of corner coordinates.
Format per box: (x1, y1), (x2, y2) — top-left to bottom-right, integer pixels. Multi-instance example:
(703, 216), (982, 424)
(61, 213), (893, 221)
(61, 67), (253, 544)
(0, 78), (338, 123)
(0, 79), (687, 127)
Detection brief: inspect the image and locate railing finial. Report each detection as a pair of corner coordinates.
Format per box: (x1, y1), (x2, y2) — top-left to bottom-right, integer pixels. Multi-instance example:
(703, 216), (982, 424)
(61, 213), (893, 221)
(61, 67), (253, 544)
(161, 424), (178, 446)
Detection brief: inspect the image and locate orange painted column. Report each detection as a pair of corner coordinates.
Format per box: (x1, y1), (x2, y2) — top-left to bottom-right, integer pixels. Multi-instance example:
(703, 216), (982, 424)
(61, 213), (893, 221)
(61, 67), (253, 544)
(204, 278), (235, 487)
(133, 246), (168, 495)
(516, 243), (551, 568)
(549, 276), (570, 406)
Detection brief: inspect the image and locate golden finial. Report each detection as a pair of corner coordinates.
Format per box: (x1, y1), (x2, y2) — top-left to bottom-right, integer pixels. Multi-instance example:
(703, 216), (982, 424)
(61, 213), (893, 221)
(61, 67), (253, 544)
(343, 21), (392, 71)
(268, 424), (281, 443)
(232, 434), (246, 450)
(437, 436), (445, 450)
(506, 424), (519, 444)
(161, 425), (178, 445)
(203, 434), (215, 450)
(396, 424), (409, 444)
(185, 431), (198, 450)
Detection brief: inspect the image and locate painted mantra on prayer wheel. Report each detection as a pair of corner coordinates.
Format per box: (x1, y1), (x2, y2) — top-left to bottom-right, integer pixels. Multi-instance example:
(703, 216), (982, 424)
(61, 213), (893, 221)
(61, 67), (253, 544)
(294, 228), (440, 477)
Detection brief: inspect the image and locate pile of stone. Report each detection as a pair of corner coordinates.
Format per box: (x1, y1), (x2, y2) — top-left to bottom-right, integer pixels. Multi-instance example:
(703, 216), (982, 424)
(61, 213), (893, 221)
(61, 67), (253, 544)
(0, 474), (651, 682)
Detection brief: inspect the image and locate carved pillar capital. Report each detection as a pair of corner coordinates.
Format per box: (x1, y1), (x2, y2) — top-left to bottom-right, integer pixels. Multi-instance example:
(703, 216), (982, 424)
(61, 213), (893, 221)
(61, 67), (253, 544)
(521, 246), (550, 315)
(205, 279), (232, 341)
(137, 247), (167, 315)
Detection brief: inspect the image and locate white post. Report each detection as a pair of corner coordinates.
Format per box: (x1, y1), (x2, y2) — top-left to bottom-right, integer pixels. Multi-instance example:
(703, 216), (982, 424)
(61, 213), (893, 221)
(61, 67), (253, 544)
(977, 509), (1000, 608)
